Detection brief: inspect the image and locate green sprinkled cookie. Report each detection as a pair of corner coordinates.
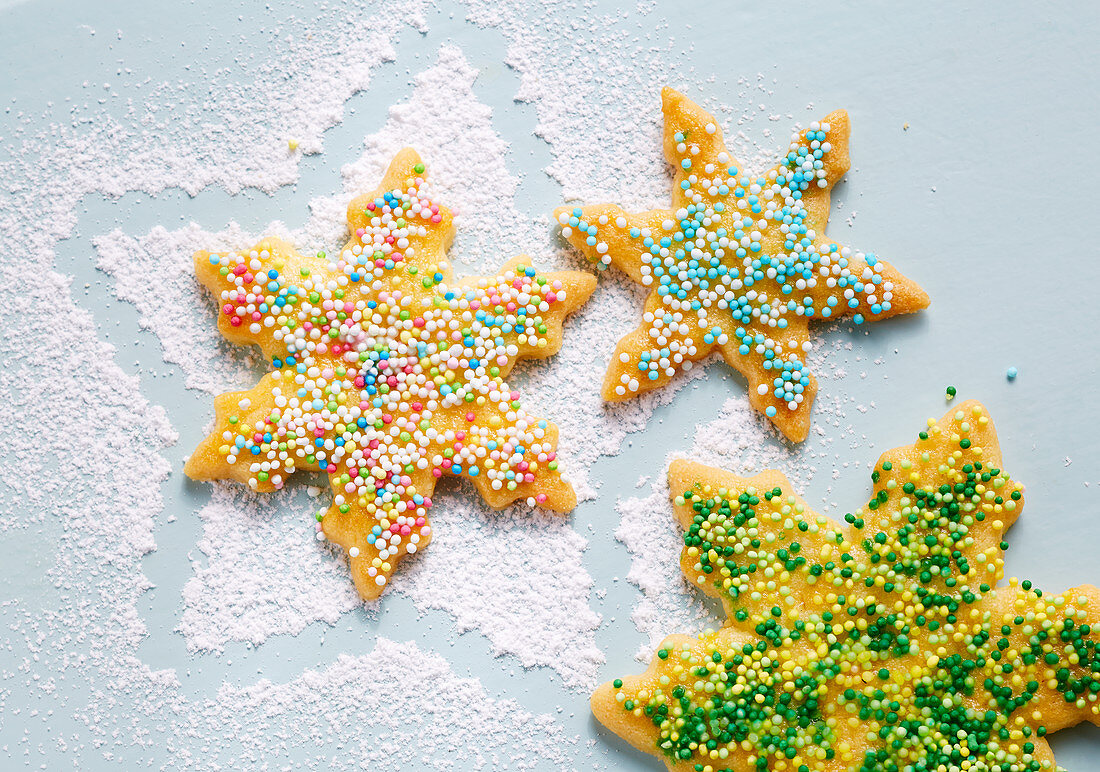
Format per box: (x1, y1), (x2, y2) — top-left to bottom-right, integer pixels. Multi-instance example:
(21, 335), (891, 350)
(593, 401), (1100, 771)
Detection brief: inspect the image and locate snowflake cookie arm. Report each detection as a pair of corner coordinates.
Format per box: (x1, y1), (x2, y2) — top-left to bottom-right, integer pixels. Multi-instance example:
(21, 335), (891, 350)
(321, 417), (577, 601)
(343, 147), (457, 283)
(183, 372), (319, 491)
(446, 254), (597, 376)
(590, 627), (757, 772)
(857, 400), (1024, 590)
(193, 236), (311, 362)
(668, 459), (841, 625)
(319, 465), (437, 601)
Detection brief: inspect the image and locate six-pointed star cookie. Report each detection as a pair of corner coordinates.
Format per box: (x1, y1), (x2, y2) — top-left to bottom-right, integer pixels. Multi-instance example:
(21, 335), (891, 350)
(185, 148), (596, 600)
(556, 88), (929, 441)
(593, 401), (1100, 771)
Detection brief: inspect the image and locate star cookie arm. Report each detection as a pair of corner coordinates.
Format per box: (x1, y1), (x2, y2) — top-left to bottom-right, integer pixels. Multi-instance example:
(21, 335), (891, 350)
(554, 204), (672, 279)
(715, 319), (816, 442)
(601, 291), (721, 402)
(661, 87), (743, 212)
(669, 459), (840, 624)
(184, 372), (316, 491)
(343, 147), (457, 282)
(194, 237), (313, 363)
(773, 111), (929, 324)
(448, 255), (597, 376)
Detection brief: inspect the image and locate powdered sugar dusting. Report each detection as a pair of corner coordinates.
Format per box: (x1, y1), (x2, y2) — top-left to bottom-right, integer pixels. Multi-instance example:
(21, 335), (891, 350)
(95, 223), (261, 394)
(399, 490), (602, 689)
(0, 5), (602, 766)
(180, 484), (360, 653)
(202, 638), (576, 770)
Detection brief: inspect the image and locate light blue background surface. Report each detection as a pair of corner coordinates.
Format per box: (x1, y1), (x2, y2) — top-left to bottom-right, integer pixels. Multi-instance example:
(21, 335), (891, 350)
(2, 0), (1100, 769)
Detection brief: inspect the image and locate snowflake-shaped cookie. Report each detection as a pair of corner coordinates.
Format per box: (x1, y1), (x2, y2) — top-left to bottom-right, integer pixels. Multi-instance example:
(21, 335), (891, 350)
(556, 89), (929, 441)
(186, 149), (596, 599)
(595, 401), (1100, 771)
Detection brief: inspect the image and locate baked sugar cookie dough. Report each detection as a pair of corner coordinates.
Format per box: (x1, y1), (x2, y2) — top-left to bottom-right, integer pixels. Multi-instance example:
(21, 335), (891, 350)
(185, 148), (596, 600)
(594, 401), (1100, 771)
(556, 88), (929, 442)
